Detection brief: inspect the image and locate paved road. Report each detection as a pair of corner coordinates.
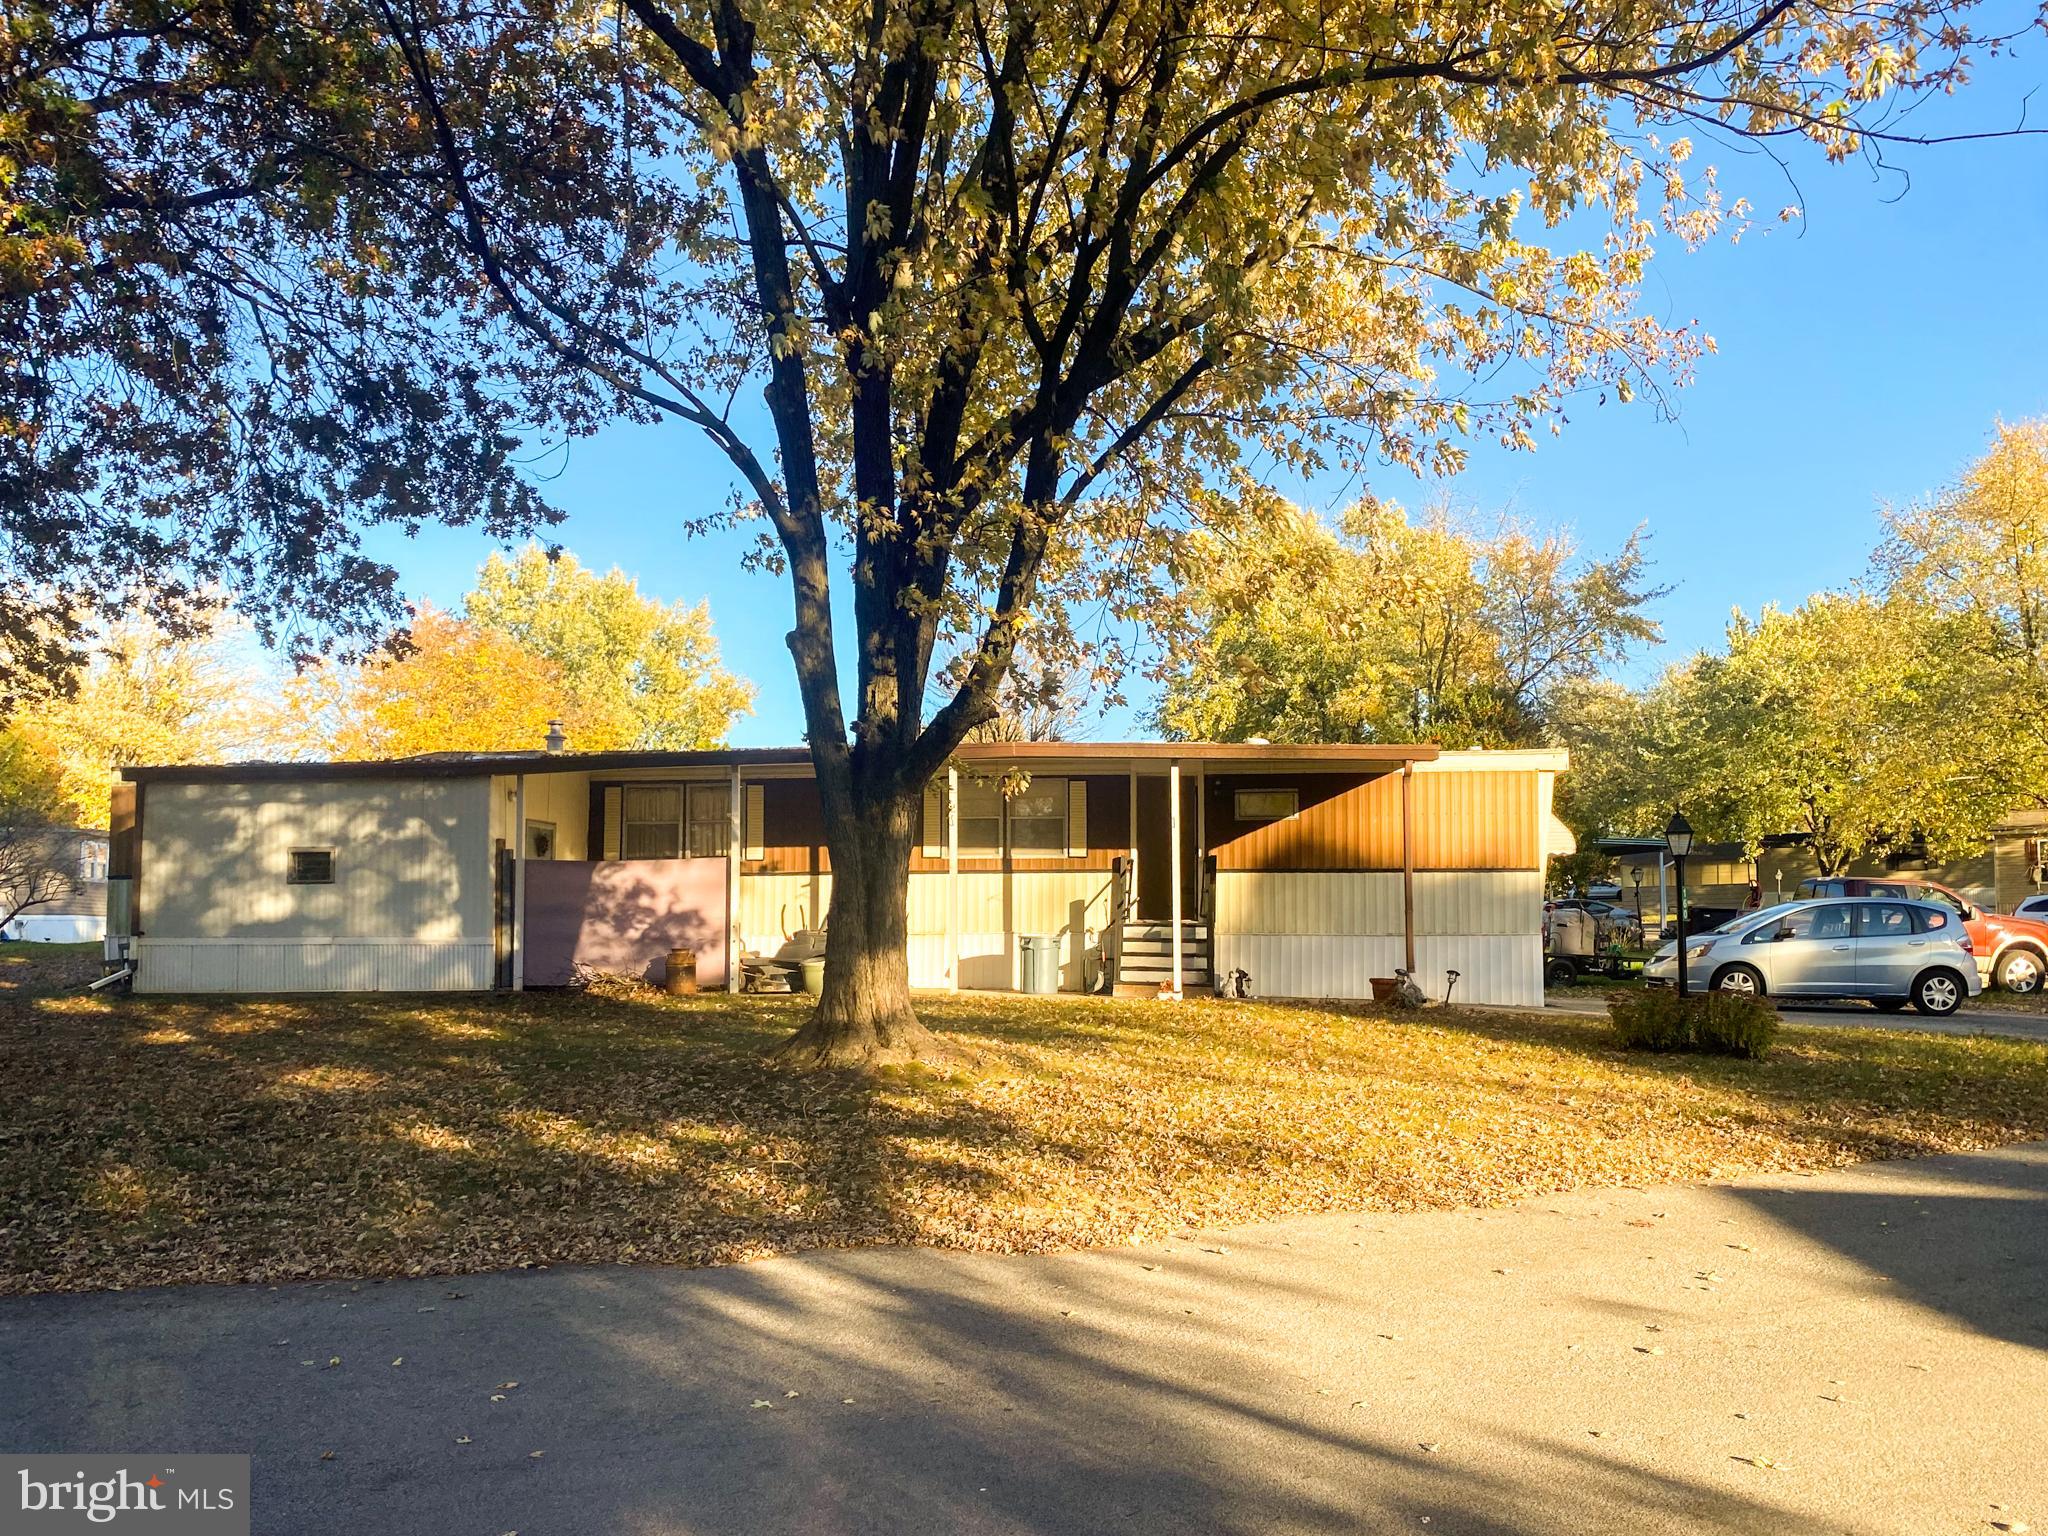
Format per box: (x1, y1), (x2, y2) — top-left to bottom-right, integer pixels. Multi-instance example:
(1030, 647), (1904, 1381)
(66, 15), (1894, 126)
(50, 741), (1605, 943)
(5, 1147), (2046, 1534)
(1544, 991), (2048, 1042)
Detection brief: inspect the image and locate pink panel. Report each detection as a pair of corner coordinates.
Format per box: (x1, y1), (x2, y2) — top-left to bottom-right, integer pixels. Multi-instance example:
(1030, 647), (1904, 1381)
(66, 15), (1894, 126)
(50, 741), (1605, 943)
(522, 859), (729, 988)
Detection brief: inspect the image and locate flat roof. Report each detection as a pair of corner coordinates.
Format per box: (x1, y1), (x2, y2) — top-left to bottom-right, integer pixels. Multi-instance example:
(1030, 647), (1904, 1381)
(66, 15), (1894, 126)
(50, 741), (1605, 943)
(120, 740), (1450, 784)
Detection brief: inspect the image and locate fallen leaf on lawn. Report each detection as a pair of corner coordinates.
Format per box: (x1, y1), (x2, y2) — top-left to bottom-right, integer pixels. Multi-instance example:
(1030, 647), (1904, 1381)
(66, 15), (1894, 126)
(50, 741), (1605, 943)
(1141, 1264), (1159, 1272)
(1418, 1442), (1441, 1454)
(319, 1451), (335, 1462)
(528, 1450), (543, 1459)
(1727, 1244), (1753, 1252)
(1989, 1522), (2028, 1533)
(841, 1399), (855, 1405)
(491, 1394), (506, 1402)
(326, 1357), (341, 1368)
(391, 1357), (403, 1367)
(1634, 1346), (1665, 1356)
(783, 1390), (799, 1399)
(498, 1381), (519, 1390)
(455, 1436), (472, 1445)
(750, 1400), (773, 1410)
(1732, 1456), (1789, 1470)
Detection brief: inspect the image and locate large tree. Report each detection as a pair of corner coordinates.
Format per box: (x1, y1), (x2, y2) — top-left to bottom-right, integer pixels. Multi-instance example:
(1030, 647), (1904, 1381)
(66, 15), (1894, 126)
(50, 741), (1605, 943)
(465, 546), (755, 750)
(7, 0), (2033, 1061)
(1160, 502), (1663, 747)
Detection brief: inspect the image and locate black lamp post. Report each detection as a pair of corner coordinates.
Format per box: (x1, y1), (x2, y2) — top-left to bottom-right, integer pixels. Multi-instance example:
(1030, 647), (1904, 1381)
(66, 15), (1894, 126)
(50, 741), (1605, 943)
(1665, 810), (1695, 994)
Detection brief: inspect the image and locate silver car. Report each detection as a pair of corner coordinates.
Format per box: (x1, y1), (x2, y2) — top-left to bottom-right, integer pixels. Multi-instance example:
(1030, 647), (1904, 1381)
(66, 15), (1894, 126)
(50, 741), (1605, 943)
(1642, 898), (1980, 1016)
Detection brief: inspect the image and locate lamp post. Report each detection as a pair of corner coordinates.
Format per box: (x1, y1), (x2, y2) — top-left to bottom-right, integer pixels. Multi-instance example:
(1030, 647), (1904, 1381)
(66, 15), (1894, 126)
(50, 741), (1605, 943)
(1630, 865), (1644, 928)
(1665, 810), (1695, 995)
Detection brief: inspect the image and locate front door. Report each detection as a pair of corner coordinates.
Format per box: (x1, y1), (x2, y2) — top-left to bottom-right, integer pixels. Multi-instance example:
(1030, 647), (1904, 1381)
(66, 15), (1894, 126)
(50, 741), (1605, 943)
(1134, 774), (1202, 922)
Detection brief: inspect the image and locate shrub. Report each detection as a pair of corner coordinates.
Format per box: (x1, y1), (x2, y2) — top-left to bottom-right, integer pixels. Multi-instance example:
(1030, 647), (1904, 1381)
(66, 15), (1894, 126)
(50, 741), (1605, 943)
(1608, 988), (1778, 1060)
(1693, 992), (1778, 1060)
(1608, 988), (1696, 1052)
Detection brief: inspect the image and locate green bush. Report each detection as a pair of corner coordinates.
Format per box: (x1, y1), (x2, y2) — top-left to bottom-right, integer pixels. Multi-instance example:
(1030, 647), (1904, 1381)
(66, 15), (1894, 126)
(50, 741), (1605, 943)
(1608, 988), (1777, 1060)
(1692, 992), (1778, 1060)
(1608, 988), (1696, 1052)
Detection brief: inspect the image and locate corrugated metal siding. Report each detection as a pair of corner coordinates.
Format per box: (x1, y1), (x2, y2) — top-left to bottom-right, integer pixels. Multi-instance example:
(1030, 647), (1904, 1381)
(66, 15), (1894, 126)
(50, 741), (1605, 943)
(911, 869), (1118, 938)
(1215, 871), (1405, 934)
(1211, 870), (1542, 1005)
(739, 872), (830, 951)
(1413, 871), (1544, 935)
(143, 778), (492, 942)
(1214, 934), (1406, 1000)
(1211, 933), (1539, 1006)
(133, 938), (493, 993)
(1409, 771), (1539, 869)
(1414, 936), (1541, 1007)
(1209, 770), (1541, 872)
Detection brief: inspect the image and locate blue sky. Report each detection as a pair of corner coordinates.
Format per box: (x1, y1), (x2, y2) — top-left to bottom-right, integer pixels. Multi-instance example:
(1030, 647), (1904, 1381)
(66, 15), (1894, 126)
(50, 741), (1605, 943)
(357, 46), (2048, 747)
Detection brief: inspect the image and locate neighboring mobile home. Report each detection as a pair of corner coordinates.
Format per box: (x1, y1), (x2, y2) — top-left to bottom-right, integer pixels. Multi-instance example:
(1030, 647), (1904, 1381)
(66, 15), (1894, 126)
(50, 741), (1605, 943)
(108, 741), (1572, 1006)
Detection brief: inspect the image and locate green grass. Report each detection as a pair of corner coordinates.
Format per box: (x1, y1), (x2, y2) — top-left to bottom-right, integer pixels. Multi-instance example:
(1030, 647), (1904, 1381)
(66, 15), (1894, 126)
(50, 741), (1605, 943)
(3, 945), (2045, 1294)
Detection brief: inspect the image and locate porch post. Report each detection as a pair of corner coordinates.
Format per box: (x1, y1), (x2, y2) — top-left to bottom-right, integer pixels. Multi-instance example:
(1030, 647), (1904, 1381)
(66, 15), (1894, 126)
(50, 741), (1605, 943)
(1657, 851), (1669, 935)
(1196, 763), (1207, 921)
(1400, 762), (1416, 976)
(1170, 760), (1183, 999)
(1128, 767), (1139, 912)
(512, 774), (527, 992)
(727, 764), (742, 993)
(947, 764), (960, 992)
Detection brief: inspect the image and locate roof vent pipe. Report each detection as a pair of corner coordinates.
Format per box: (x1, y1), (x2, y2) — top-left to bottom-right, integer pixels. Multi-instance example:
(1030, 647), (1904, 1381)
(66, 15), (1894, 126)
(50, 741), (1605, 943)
(544, 720), (567, 754)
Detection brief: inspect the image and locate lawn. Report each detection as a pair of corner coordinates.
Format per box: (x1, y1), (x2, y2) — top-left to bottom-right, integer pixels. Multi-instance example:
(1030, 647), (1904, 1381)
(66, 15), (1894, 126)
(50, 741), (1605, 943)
(3, 949), (2047, 1295)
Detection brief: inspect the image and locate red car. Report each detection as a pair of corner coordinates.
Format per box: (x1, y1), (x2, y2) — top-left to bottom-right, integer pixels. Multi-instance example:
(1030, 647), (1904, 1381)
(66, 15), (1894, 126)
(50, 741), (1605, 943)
(1796, 877), (2048, 994)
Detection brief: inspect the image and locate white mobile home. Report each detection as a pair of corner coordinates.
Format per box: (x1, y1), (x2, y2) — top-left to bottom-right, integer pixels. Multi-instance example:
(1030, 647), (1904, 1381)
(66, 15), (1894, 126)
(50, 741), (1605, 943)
(111, 741), (1572, 1006)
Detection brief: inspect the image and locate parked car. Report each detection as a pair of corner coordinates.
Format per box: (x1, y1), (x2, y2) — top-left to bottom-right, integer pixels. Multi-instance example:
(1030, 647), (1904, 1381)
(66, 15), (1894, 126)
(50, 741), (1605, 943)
(2016, 893), (2048, 920)
(1547, 897), (1628, 920)
(1795, 877), (2048, 995)
(1584, 882), (1624, 900)
(1644, 897), (1979, 1015)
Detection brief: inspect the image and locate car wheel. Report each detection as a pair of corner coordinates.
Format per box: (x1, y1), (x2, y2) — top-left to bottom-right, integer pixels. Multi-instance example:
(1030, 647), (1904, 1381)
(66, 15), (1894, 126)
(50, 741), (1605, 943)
(1713, 964), (1764, 997)
(1995, 947), (2045, 995)
(1871, 998), (1908, 1013)
(1546, 958), (1577, 986)
(1913, 969), (1965, 1017)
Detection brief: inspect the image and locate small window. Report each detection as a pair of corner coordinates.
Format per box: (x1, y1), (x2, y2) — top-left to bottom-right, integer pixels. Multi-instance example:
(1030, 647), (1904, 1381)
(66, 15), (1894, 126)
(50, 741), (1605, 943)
(526, 821), (557, 860)
(621, 785), (682, 859)
(1234, 788), (1298, 822)
(686, 783), (731, 859)
(1007, 779), (1068, 855)
(78, 840), (109, 882)
(288, 848), (335, 884)
(1915, 906), (1950, 933)
(956, 781), (1004, 858)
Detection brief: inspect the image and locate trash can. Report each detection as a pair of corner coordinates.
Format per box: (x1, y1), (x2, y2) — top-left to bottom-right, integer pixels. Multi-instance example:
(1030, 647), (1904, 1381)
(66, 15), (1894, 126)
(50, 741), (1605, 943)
(800, 957), (826, 996)
(664, 947), (698, 996)
(1018, 934), (1061, 994)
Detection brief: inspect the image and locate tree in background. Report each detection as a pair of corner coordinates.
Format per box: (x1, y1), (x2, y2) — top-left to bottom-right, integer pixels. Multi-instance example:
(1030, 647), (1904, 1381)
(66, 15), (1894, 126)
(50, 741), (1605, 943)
(9, 0), (2032, 1062)
(1558, 422), (2048, 870)
(1161, 505), (1662, 748)
(465, 547), (753, 750)
(270, 606), (608, 760)
(1876, 419), (2048, 810)
(3, 619), (257, 828)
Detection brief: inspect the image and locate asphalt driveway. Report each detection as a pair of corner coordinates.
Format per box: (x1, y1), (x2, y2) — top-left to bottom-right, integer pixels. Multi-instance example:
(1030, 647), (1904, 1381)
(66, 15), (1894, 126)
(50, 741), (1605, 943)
(1544, 991), (2048, 1043)
(5, 1145), (2045, 1534)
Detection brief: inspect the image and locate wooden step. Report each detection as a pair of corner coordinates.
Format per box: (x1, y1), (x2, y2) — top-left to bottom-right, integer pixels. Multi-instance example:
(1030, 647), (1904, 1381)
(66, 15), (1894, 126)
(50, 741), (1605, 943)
(1122, 922), (1209, 942)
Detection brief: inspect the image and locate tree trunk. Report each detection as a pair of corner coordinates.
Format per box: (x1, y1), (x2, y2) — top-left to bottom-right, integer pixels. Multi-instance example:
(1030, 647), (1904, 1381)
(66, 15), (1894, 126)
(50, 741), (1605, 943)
(773, 780), (962, 1069)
